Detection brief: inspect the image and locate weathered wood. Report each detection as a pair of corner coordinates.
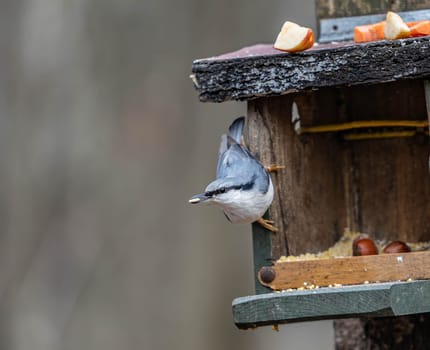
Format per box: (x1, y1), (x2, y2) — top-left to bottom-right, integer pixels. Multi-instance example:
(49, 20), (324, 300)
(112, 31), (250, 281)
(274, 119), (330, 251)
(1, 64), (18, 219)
(247, 96), (347, 259)
(192, 38), (430, 103)
(247, 80), (430, 269)
(334, 319), (366, 350)
(251, 222), (272, 294)
(334, 314), (430, 350)
(190, 6), (430, 341)
(319, 9), (430, 42)
(425, 80), (430, 133)
(335, 315), (430, 349)
(258, 251), (430, 290)
(347, 136), (430, 241)
(333, 76), (430, 350)
(315, 0), (430, 19)
(232, 280), (430, 328)
(295, 80), (430, 242)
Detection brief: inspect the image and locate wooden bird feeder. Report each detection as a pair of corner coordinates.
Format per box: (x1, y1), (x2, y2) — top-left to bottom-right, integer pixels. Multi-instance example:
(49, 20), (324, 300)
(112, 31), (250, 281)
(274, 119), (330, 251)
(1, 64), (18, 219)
(191, 1), (430, 347)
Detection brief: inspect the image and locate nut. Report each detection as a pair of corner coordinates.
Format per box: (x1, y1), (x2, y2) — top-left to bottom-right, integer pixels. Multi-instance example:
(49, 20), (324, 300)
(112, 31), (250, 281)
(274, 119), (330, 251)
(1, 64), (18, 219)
(383, 241), (411, 254)
(352, 237), (378, 256)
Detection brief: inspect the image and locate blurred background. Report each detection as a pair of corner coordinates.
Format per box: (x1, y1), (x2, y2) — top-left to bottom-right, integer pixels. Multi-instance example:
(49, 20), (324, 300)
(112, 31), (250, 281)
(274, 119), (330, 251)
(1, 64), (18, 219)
(0, 0), (334, 349)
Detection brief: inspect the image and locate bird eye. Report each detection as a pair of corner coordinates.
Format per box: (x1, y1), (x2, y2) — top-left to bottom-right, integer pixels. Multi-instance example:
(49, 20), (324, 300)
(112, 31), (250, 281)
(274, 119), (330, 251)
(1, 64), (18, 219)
(219, 187), (226, 194)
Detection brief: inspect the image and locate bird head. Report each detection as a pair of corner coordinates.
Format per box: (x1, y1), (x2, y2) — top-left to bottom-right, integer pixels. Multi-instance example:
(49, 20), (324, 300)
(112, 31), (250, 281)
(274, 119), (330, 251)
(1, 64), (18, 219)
(189, 178), (244, 205)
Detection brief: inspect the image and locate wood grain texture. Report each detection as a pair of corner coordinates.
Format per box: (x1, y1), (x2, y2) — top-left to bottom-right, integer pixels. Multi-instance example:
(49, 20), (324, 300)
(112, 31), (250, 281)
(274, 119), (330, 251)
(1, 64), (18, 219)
(425, 79), (430, 131)
(232, 280), (430, 328)
(192, 38), (430, 102)
(232, 32), (430, 342)
(247, 96), (347, 259)
(251, 222), (273, 294)
(247, 80), (430, 267)
(348, 137), (430, 241)
(335, 315), (430, 349)
(295, 80), (430, 242)
(258, 251), (430, 290)
(316, 0), (430, 19)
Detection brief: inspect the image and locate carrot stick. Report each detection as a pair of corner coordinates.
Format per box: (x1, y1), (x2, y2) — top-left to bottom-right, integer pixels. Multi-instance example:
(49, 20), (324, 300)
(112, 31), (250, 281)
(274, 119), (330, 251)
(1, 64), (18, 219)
(408, 20), (430, 37)
(354, 21), (385, 42)
(354, 19), (430, 43)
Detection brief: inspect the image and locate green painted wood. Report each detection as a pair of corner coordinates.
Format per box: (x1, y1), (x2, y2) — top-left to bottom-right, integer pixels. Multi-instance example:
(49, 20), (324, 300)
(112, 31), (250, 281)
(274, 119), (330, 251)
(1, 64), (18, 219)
(232, 280), (430, 329)
(391, 281), (430, 315)
(192, 38), (430, 103)
(251, 222), (272, 294)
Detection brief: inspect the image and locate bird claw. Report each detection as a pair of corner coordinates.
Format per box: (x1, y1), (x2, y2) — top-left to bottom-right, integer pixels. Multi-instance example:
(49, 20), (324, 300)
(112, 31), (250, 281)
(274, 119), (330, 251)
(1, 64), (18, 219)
(237, 137), (284, 174)
(240, 135), (247, 148)
(256, 218), (278, 232)
(265, 164), (286, 173)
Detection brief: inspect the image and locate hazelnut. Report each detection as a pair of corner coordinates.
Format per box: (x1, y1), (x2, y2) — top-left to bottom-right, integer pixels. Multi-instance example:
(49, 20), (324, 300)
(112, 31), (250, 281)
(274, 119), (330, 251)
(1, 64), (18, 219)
(383, 241), (411, 254)
(353, 237), (378, 256)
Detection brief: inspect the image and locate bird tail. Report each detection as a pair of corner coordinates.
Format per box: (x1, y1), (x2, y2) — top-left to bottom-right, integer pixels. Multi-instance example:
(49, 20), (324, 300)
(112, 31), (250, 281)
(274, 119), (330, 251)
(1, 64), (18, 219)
(228, 116), (245, 144)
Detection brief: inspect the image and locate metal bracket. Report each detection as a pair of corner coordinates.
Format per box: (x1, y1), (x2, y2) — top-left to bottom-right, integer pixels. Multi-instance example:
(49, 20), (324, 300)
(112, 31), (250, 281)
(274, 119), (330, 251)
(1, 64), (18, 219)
(319, 9), (430, 43)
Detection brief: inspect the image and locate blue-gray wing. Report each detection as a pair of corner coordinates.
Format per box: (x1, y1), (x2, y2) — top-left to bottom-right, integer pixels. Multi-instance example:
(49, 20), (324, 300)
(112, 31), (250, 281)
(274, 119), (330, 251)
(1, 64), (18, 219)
(216, 117), (246, 177)
(215, 116), (270, 193)
(228, 116), (245, 144)
(216, 141), (270, 193)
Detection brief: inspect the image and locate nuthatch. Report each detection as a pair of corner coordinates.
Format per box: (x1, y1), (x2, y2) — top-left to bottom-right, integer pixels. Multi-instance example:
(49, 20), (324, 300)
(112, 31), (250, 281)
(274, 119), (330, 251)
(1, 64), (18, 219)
(189, 117), (277, 231)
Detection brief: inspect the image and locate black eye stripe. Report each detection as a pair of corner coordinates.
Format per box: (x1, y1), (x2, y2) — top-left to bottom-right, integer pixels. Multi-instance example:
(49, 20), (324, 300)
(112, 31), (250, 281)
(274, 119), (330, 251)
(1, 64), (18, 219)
(205, 188), (224, 197)
(206, 181), (254, 197)
(241, 181), (254, 191)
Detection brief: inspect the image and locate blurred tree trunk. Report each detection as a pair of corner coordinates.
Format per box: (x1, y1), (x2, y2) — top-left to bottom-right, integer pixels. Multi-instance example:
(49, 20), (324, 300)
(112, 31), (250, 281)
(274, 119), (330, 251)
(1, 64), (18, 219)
(0, 1), (324, 350)
(335, 316), (430, 349)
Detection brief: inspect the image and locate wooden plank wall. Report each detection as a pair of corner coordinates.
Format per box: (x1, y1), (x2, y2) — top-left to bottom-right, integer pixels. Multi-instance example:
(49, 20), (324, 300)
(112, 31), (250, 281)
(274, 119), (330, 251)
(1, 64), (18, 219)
(247, 80), (430, 260)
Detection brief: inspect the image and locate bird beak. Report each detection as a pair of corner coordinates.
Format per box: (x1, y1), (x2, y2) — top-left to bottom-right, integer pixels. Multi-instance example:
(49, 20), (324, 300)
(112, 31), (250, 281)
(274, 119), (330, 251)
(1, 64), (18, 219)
(189, 193), (210, 204)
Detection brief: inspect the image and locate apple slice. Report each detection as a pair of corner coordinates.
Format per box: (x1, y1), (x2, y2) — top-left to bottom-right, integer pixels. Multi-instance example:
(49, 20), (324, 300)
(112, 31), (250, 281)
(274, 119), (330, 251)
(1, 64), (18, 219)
(384, 11), (411, 39)
(274, 21), (314, 52)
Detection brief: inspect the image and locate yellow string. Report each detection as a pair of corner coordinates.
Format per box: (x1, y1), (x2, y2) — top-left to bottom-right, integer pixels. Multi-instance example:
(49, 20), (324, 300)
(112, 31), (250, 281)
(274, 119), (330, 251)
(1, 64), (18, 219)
(343, 131), (417, 141)
(297, 120), (429, 134)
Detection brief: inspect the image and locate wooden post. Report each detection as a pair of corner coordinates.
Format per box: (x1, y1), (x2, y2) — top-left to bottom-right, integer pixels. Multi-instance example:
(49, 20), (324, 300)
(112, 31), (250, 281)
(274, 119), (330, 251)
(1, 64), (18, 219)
(315, 1), (430, 348)
(334, 316), (430, 349)
(242, 79), (430, 349)
(246, 80), (430, 259)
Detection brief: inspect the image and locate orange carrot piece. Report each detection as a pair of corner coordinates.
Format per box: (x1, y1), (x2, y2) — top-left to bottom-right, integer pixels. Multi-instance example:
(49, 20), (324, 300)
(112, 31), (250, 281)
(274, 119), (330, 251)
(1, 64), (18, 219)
(354, 21), (385, 43)
(354, 18), (430, 43)
(407, 21), (420, 27)
(408, 20), (430, 37)
(373, 21), (386, 39)
(354, 26), (370, 42)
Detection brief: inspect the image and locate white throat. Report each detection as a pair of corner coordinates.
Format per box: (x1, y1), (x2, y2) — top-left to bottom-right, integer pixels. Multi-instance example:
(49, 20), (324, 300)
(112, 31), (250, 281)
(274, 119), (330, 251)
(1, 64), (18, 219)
(213, 178), (274, 224)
